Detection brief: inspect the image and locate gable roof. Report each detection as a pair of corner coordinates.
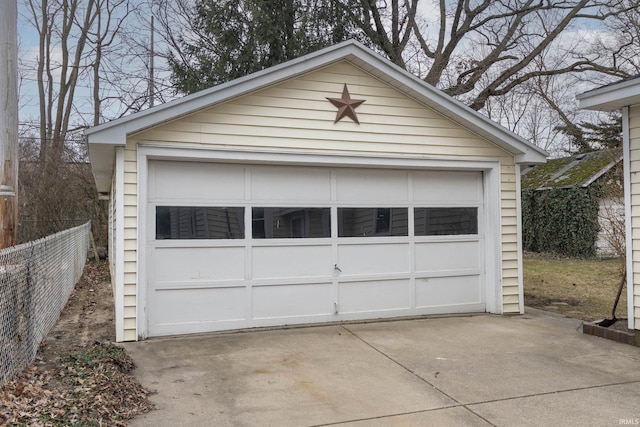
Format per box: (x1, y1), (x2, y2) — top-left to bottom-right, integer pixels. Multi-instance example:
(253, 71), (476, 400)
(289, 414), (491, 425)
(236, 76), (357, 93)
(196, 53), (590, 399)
(86, 39), (547, 193)
(577, 75), (640, 111)
(521, 148), (622, 190)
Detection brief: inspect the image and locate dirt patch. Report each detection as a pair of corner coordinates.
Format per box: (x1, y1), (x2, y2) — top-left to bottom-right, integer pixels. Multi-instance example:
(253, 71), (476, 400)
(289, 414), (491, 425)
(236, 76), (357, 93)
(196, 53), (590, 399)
(524, 294), (584, 308)
(38, 260), (115, 370)
(0, 260), (154, 426)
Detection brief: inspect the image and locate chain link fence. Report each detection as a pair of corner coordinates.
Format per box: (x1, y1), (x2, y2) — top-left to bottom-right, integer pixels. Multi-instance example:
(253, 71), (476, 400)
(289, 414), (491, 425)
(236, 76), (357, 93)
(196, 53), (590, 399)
(0, 222), (90, 385)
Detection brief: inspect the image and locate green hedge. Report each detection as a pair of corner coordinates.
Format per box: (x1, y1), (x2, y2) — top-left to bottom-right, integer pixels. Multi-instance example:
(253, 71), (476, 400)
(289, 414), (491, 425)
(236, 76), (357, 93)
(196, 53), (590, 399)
(522, 186), (601, 257)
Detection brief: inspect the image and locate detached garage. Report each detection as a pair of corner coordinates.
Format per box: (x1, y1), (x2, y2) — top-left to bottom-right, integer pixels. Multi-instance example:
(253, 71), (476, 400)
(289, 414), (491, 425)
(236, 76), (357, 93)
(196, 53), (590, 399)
(86, 40), (547, 341)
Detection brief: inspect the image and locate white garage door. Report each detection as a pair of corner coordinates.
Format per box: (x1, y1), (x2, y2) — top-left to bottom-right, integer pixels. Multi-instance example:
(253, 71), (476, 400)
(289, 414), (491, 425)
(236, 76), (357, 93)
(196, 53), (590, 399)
(146, 160), (485, 337)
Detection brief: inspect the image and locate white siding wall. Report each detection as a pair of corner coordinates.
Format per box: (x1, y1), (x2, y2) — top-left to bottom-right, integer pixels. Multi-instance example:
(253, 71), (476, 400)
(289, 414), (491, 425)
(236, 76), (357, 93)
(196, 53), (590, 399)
(117, 61), (522, 340)
(629, 105), (640, 330)
(596, 198), (624, 257)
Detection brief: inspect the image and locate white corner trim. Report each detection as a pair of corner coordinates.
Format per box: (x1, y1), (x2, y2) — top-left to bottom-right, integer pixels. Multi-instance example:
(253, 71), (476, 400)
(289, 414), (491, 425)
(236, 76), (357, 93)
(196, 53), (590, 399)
(137, 148), (148, 340)
(515, 163), (525, 314)
(622, 107), (635, 331)
(114, 148), (126, 342)
(481, 164), (503, 315)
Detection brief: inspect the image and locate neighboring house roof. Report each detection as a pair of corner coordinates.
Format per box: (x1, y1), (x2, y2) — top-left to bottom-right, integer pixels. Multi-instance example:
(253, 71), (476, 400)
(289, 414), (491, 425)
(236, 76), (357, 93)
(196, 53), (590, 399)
(577, 75), (640, 111)
(521, 148), (622, 190)
(86, 39), (548, 193)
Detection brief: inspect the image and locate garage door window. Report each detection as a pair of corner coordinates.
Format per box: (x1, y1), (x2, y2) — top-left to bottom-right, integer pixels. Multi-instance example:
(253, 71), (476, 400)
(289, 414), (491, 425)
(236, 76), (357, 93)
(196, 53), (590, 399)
(338, 208), (408, 237)
(156, 206), (245, 239)
(414, 207), (478, 236)
(252, 207), (331, 238)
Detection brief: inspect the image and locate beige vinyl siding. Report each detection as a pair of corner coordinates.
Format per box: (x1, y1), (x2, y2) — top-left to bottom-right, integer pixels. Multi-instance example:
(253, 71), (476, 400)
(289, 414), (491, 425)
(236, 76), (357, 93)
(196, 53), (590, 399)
(122, 144), (138, 341)
(118, 61), (522, 339)
(135, 63), (512, 159)
(499, 157), (520, 314)
(499, 167), (519, 301)
(630, 105), (640, 330)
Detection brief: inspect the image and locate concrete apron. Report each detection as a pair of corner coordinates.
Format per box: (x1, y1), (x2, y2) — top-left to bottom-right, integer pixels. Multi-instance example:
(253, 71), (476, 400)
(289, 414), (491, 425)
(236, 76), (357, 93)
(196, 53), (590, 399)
(124, 308), (640, 427)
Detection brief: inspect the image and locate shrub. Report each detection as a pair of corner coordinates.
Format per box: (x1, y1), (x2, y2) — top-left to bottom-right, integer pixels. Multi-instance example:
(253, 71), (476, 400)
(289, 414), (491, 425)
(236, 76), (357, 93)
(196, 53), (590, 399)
(522, 186), (601, 257)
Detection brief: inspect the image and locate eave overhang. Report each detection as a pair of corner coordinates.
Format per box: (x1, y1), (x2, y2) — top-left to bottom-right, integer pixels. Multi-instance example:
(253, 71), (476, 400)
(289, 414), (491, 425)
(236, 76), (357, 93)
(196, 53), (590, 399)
(86, 40), (548, 193)
(577, 76), (640, 111)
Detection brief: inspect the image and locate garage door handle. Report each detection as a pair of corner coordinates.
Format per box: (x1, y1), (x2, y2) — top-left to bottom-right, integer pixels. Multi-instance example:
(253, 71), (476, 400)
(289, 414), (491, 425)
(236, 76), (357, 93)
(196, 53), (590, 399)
(334, 264), (342, 273)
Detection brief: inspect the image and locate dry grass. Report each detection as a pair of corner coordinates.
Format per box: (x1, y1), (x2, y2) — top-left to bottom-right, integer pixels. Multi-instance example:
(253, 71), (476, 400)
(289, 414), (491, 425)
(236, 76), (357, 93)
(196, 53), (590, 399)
(523, 254), (628, 322)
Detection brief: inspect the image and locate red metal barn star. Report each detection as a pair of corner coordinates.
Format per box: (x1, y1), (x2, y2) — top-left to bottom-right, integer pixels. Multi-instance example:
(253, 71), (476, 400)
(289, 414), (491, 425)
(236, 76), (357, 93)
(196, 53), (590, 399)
(326, 84), (366, 124)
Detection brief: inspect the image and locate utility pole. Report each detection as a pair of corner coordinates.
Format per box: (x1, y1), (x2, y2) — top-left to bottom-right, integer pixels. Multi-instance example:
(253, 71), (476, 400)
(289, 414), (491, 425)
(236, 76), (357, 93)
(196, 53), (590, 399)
(0, 0), (19, 248)
(149, 14), (155, 108)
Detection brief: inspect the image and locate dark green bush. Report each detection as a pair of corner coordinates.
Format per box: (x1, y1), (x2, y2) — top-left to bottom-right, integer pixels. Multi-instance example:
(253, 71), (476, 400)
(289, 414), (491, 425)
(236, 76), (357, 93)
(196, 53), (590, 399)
(522, 186), (601, 257)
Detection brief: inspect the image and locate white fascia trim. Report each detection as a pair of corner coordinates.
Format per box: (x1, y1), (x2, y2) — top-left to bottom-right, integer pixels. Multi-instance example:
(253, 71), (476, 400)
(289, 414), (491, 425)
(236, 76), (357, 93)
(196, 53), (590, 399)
(114, 148), (126, 342)
(138, 143), (501, 171)
(623, 107), (635, 331)
(578, 78), (640, 111)
(576, 78), (640, 111)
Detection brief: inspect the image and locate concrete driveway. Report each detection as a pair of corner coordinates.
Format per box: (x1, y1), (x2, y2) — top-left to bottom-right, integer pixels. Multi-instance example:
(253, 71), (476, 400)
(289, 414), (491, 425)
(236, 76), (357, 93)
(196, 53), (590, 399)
(125, 309), (640, 426)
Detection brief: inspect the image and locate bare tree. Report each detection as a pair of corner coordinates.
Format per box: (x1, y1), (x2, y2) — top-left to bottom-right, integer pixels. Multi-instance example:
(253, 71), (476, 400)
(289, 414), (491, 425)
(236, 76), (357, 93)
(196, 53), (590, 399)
(603, 0), (640, 75)
(344, 0), (637, 111)
(23, 0), (141, 157)
(19, 0), (145, 244)
(28, 0), (93, 162)
(158, 0), (639, 152)
(89, 0), (132, 126)
(123, 0), (193, 106)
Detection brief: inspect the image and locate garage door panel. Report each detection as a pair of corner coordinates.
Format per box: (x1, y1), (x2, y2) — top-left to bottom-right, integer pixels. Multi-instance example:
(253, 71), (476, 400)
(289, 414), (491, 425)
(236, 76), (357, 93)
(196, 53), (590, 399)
(252, 283), (333, 319)
(153, 247), (245, 281)
(251, 166), (331, 201)
(338, 243), (410, 275)
(338, 279), (410, 313)
(150, 161), (246, 201)
(336, 169), (408, 202)
(415, 241), (480, 272)
(147, 162), (487, 336)
(415, 276), (481, 308)
(252, 245), (332, 279)
(151, 287), (246, 325)
(413, 171), (482, 203)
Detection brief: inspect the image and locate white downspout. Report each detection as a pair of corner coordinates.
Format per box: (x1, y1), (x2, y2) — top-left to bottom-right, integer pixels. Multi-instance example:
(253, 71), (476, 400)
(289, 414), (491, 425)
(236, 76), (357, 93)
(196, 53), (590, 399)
(622, 107), (634, 331)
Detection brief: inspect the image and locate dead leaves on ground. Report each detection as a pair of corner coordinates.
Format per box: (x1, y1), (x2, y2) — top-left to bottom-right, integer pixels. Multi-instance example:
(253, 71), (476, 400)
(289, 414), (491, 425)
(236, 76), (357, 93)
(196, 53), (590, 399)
(0, 343), (154, 426)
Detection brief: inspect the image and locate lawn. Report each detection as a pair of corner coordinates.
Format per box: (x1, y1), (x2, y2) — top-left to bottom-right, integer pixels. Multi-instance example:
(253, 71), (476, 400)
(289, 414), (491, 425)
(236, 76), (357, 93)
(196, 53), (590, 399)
(523, 254), (628, 323)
